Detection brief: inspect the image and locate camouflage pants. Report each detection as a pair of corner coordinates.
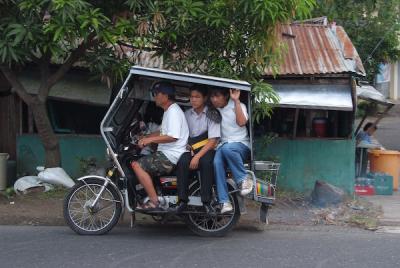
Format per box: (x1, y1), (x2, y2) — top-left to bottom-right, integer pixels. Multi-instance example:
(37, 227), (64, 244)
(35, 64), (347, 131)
(137, 151), (175, 177)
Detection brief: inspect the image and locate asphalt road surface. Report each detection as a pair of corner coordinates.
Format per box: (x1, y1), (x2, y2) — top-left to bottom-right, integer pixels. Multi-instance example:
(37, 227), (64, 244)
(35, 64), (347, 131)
(374, 116), (400, 151)
(1, 225), (399, 268)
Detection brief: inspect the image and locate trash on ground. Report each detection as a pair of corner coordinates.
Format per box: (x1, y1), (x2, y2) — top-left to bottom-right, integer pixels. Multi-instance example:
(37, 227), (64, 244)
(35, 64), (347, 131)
(311, 199), (381, 230)
(14, 167), (74, 194)
(14, 176), (54, 194)
(37, 167), (75, 188)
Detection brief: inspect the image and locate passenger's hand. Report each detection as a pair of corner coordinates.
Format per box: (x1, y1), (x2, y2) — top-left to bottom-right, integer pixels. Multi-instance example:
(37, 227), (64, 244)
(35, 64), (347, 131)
(230, 89), (240, 101)
(138, 137), (151, 149)
(189, 155), (200, 170)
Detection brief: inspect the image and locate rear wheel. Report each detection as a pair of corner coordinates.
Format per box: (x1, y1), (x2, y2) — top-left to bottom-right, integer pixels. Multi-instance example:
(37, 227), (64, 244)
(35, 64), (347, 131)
(63, 178), (122, 235)
(185, 182), (240, 237)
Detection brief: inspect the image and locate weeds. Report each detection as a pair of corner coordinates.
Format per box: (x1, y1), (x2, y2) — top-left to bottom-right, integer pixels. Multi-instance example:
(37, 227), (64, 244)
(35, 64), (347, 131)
(0, 187), (16, 199)
(37, 187), (68, 200)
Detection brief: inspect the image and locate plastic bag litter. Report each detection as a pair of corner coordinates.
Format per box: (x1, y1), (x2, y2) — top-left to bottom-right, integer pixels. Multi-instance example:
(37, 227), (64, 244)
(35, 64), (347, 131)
(14, 176), (54, 194)
(37, 167), (75, 188)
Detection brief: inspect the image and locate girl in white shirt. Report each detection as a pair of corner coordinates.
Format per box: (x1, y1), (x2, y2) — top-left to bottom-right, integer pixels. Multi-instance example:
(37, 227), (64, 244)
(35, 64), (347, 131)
(210, 88), (253, 213)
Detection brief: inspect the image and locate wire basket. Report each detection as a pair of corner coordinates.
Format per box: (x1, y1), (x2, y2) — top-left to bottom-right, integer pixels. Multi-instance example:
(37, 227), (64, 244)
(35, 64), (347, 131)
(248, 161), (280, 203)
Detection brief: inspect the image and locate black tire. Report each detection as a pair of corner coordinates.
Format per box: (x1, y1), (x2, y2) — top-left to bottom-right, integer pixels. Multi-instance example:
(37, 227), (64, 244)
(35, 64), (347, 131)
(63, 178), (122, 235)
(185, 182), (240, 237)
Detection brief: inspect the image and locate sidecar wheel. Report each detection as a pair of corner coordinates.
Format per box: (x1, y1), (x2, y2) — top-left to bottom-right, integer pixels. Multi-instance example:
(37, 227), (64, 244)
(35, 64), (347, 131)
(185, 182), (240, 237)
(63, 178), (122, 235)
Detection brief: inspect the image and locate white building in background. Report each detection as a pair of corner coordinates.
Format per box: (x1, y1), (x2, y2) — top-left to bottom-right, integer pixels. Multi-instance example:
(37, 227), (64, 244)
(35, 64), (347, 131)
(376, 62), (400, 101)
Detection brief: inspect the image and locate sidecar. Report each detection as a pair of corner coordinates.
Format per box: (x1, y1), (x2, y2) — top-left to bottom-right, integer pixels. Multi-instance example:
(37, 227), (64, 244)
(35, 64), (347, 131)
(64, 66), (279, 236)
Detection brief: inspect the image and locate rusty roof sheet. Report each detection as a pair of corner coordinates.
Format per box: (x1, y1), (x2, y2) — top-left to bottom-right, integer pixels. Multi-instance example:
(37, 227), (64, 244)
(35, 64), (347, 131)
(266, 24), (365, 76)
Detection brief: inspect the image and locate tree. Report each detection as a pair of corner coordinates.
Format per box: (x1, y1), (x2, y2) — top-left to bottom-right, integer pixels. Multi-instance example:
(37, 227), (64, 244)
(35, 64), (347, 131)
(0, 0), (315, 167)
(312, 0), (400, 82)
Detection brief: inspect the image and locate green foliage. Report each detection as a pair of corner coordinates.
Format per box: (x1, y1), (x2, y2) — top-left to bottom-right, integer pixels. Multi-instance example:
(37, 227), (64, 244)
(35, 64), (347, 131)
(134, 0), (314, 120)
(3, 187), (16, 199)
(313, 0), (400, 82)
(0, 0), (129, 84)
(77, 156), (97, 175)
(252, 81), (280, 123)
(356, 100), (377, 118)
(1, 0), (315, 118)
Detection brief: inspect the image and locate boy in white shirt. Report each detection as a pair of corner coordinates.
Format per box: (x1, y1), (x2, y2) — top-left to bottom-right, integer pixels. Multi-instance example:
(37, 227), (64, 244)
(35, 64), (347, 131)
(131, 82), (189, 210)
(210, 88), (253, 213)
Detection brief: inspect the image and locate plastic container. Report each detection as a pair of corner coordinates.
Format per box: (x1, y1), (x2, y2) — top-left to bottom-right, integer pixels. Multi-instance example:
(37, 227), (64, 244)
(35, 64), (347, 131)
(312, 118), (328, 137)
(354, 185), (375, 196)
(0, 153), (9, 191)
(372, 173), (393, 195)
(368, 150), (400, 191)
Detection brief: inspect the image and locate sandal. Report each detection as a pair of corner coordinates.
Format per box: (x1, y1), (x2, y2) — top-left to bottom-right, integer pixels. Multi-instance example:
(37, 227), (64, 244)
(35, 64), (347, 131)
(137, 200), (165, 211)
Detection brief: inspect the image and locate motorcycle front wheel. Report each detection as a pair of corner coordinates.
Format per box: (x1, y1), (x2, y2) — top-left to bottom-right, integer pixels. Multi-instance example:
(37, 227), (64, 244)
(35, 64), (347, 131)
(63, 178), (122, 235)
(185, 182), (240, 237)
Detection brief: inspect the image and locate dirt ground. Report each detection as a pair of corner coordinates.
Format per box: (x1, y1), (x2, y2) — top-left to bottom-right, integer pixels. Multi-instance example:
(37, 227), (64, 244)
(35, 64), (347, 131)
(0, 189), (65, 226)
(0, 189), (381, 231)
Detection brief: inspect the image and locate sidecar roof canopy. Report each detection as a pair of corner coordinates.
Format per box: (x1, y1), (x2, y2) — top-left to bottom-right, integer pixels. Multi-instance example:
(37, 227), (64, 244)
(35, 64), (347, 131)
(130, 66), (251, 92)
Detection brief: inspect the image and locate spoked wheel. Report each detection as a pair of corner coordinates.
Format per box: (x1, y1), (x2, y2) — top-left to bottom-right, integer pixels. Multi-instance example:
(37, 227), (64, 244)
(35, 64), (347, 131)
(63, 178), (122, 235)
(185, 182), (240, 237)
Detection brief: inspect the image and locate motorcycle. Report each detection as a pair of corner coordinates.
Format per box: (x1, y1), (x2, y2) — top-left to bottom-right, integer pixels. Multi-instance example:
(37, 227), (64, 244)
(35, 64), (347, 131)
(63, 66), (279, 236)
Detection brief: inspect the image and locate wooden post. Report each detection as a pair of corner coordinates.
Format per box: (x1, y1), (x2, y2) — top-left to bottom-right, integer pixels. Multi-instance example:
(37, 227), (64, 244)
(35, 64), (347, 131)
(292, 108), (299, 139)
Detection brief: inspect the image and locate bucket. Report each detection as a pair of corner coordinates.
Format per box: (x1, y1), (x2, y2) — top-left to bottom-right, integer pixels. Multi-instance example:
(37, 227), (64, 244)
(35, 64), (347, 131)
(312, 118), (328, 137)
(0, 153), (10, 191)
(368, 150), (400, 191)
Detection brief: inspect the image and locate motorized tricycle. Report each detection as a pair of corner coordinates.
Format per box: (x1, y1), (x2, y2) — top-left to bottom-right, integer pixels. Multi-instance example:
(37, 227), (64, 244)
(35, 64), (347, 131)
(63, 66), (279, 236)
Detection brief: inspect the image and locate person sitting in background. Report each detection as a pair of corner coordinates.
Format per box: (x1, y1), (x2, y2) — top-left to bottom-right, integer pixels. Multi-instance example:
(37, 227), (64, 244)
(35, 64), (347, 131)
(355, 122), (384, 176)
(356, 122), (377, 145)
(356, 122), (384, 149)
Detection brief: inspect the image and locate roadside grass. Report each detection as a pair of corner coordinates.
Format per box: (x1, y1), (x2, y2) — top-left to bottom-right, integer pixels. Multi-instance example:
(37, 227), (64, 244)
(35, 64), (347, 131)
(347, 214), (379, 230)
(344, 198), (382, 230)
(0, 187), (16, 199)
(276, 189), (306, 200)
(312, 197), (382, 230)
(37, 187), (68, 200)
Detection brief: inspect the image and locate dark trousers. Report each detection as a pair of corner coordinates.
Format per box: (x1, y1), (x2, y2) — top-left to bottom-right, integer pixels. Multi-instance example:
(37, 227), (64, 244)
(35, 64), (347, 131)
(176, 150), (215, 203)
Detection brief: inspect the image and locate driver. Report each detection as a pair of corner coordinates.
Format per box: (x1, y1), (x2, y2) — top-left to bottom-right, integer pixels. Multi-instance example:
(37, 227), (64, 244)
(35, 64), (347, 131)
(131, 82), (189, 210)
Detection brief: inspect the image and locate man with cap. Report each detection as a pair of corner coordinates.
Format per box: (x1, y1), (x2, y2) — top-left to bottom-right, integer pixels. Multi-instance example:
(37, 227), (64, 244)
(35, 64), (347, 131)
(131, 81), (189, 210)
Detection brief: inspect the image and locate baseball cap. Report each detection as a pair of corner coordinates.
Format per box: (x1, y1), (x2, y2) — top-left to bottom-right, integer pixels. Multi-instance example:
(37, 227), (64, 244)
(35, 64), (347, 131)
(151, 81), (175, 95)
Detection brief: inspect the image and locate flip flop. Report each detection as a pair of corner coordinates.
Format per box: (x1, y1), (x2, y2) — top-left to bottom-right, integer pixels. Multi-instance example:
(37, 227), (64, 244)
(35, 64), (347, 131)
(137, 200), (165, 211)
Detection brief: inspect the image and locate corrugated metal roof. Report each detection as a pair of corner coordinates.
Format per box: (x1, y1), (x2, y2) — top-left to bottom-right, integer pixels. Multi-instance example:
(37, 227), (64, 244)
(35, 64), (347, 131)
(265, 24), (366, 76)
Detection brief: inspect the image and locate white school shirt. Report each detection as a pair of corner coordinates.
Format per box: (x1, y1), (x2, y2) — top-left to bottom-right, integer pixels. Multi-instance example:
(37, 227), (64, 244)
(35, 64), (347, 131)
(218, 99), (250, 148)
(158, 103), (189, 164)
(184, 106), (221, 139)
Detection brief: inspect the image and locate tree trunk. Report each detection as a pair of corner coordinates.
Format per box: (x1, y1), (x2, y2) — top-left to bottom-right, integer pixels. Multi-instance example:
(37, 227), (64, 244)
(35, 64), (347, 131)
(30, 97), (61, 167)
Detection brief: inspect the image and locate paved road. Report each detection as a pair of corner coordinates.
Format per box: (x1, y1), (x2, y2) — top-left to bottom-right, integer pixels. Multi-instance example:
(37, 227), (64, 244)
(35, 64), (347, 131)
(1, 225), (399, 268)
(374, 116), (400, 151)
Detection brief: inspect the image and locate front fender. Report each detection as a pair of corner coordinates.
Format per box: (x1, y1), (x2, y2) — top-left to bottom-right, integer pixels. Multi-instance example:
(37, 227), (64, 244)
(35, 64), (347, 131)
(77, 175), (125, 211)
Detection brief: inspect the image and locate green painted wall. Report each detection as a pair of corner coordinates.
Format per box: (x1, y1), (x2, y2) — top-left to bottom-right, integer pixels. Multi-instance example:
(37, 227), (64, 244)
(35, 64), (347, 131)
(17, 134), (355, 193)
(17, 134), (107, 178)
(255, 138), (355, 193)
